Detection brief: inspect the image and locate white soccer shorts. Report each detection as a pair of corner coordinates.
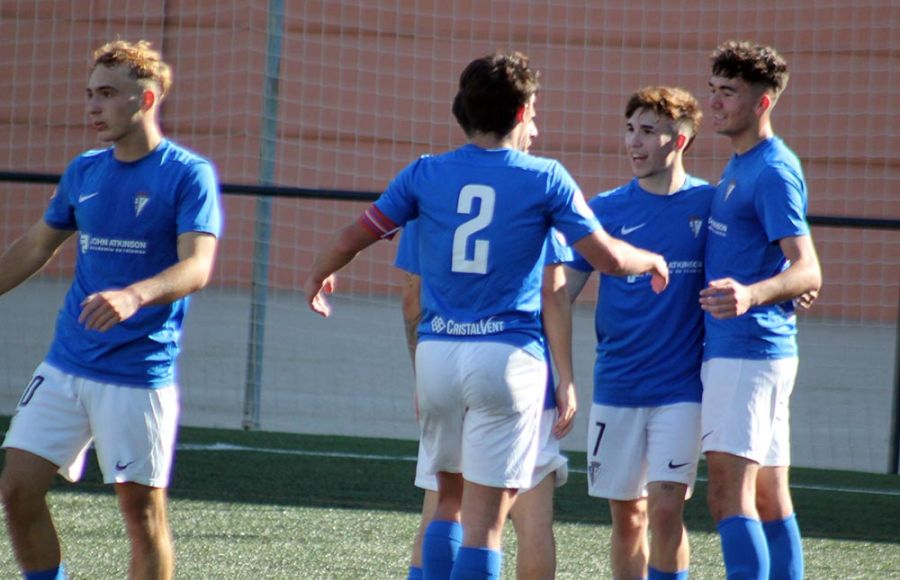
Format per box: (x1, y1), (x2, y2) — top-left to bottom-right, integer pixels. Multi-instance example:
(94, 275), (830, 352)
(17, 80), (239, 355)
(586, 402), (701, 501)
(415, 406), (568, 492)
(415, 340), (546, 489)
(2, 361), (180, 487)
(700, 357), (798, 466)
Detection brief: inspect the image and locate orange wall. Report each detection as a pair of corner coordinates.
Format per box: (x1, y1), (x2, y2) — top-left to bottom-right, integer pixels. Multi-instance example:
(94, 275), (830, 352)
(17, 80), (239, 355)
(1, 1), (897, 321)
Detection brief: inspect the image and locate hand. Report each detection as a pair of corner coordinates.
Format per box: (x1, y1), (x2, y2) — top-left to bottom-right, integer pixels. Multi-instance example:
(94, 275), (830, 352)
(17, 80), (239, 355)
(699, 278), (753, 319)
(306, 275), (335, 317)
(79, 288), (141, 332)
(794, 288), (819, 310)
(650, 254), (669, 294)
(552, 380), (577, 439)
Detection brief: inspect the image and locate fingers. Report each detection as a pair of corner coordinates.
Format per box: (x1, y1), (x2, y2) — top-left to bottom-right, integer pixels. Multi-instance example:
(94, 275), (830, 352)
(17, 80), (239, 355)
(308, 291), (331, 317)
(553, 410), (575, 439)
(79, 294), (120, 332)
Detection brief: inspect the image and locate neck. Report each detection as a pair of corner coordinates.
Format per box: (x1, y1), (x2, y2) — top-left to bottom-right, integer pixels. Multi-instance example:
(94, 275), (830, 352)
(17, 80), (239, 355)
(469, 132), (513, 150)
(731, 120), (774, 155)
(113, 122), (163, 162)
(638, 162), (687, 196)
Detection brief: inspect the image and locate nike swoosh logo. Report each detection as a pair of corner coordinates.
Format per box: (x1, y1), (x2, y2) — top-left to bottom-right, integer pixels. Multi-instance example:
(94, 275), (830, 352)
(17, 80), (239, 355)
(115, 460), (135, 471)
(668, 460), (691, 469)
(620, 223), (646, 235)
(79, 191), (100, 203)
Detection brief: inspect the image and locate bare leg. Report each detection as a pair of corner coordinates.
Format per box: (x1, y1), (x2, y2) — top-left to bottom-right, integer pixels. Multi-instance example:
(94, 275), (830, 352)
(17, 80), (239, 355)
(410, 489), (440, 568)
(756, 466), (793, 521)
(508, 474), (555, 580)
(0, 449), (63, 574)
(705, 451), (759, 522)
(608, 498), (648, 579)
(646, 481), (689, 573)
(116, 482), (173, 580)
(460, 480), (517, 550)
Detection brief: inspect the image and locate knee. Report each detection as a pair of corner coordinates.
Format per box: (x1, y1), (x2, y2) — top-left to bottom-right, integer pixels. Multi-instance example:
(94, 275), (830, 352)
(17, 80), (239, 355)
(611, 502), (647, 537)
(0, 470), (42, 513)
(649, 499), (683, 536)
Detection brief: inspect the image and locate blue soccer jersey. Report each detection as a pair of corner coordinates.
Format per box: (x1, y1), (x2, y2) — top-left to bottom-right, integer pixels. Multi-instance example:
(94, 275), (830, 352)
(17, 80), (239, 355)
(366, 143), (599, 359)
(569, 176), (713, 407)
(395, 219), (572, 409)
(704, 137), (810, 360)
(43, 139), (222, 388)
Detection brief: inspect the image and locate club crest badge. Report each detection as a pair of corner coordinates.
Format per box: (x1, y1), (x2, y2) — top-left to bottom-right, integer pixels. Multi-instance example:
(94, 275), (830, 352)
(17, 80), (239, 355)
(689, 216), (703, 238)
(134, 192), (150, 216)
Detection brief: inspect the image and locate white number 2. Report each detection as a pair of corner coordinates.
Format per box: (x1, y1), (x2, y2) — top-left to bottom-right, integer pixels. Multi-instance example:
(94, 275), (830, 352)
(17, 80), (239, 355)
(451, 185), (495, 274)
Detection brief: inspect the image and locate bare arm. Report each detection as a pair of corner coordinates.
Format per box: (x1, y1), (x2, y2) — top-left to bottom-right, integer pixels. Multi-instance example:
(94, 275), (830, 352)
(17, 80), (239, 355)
(79, 232), (219, 332)
(401, 273), (422, 369)
(541, 262), (577, 438)
(0, 219), (74, 296)
(563, 265), (591, 303)
(700, 234), (822, 319)
(573, 229), (669, 293)
(305, 220), (381, 317)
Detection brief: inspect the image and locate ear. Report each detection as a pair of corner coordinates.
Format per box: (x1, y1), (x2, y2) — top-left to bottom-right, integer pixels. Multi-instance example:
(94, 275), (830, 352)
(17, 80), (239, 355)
(140, 89), (157, 112)
(757, 92), (772, 116)
(515, 105), (526, 124)
(675, 133), (688, 151)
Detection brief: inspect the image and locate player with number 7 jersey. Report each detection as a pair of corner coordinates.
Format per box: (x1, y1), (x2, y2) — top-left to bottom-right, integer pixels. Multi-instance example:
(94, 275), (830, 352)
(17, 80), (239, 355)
(305, 51), (668, 580)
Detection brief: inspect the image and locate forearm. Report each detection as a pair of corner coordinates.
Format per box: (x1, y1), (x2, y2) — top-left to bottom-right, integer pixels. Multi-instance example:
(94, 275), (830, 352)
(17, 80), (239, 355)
(401, 274), (422, 369)
(0, 222), (71, 296)
(541, 266), (574, 384)
(125, 256), (213, 308)
(574, 231), (661, 277)
(748, 258), (822, 308)
(309, 222), (377, 287)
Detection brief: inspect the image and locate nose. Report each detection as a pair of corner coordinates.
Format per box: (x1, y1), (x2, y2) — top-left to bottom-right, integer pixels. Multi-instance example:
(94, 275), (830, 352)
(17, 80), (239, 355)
(86, 95), (101, 115)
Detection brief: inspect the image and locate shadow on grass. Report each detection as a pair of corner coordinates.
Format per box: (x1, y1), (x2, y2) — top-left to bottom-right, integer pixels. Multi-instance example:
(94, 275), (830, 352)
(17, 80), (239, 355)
(2, 418), (898, 545)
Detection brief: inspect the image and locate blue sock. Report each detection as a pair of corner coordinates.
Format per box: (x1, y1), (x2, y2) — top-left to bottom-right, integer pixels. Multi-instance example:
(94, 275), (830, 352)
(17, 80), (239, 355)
(408, 565), (424, 580)
(648, 566), (688, 579)
(764, 513), (804, 580)
(422, 520), (462, 580)
(717, 515), (769, 579)
(450, 547), (502, 579)
(24, 563), (67, 580)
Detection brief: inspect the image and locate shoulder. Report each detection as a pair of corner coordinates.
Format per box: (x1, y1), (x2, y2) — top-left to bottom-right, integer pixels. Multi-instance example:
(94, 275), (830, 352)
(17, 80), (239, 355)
(159, 140), (216, 175)
(682, 176), (716, 202)
(589, 182), (632, 211)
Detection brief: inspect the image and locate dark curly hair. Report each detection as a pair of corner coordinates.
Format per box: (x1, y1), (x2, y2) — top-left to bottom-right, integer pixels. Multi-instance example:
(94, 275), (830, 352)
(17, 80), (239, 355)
(711, 40), (789, 99)
(452, 52), (540, 138)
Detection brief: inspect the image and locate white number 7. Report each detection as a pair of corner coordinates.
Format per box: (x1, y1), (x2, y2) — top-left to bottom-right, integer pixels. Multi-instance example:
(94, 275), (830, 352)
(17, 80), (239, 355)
(451, 185), (495, 274)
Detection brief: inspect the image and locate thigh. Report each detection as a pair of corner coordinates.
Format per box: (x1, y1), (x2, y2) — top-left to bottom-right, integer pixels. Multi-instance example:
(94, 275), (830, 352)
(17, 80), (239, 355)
(586, 404), (648, 500)
(461, 342), (546, 489)
(646, 402), (701, 496)
(88, 382), (180, 488)
(763, 358), (798, 467)
(701, 358), (792, 464)
(415, 341), (465, 476)
(1, 362), (93, 482)
(527, 408), (568, 490)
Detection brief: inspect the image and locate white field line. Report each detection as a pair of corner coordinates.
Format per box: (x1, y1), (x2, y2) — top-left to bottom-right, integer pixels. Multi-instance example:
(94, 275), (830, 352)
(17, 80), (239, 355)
(177, 442), (900, 498)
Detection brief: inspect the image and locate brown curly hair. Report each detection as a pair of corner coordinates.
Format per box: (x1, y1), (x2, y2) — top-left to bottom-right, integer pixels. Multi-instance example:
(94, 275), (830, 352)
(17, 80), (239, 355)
(92, 39), (172, 100)
(625, 86), (703, 150)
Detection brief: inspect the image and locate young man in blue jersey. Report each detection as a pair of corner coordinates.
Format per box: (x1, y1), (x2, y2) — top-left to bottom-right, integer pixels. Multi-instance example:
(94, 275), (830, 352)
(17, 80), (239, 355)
(305, 51), (668, 579)
(400, 219), (575, 580)
(0, 40), (221, 580)
(700, 41), (822, 580)
(565, 86), (713, 580)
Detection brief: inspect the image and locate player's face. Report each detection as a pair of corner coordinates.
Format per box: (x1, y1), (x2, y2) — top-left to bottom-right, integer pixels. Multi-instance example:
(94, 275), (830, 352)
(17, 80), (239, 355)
(624, 108), (679, 179)
(708, 75), (761, 137)
(85, 64), (146, 144)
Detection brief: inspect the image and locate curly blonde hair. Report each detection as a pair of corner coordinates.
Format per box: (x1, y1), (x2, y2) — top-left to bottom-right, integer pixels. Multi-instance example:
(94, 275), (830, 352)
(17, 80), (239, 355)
(92, 39), (172, 99)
